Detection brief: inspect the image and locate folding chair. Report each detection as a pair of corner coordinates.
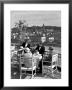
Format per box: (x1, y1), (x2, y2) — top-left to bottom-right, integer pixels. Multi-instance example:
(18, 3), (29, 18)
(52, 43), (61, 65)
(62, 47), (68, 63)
(42, 54), (58, 77)
(47, 54), (58, 77)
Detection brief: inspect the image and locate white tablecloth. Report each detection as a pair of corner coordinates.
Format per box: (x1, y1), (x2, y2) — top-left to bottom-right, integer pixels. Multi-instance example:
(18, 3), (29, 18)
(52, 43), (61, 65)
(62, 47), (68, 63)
(33, 54), (42, 68)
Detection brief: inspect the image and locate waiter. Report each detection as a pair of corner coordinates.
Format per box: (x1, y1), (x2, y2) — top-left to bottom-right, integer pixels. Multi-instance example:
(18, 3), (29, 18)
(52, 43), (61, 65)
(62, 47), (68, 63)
(38, 44), (45, 73)
(39, 44), (45, 57)
(37, 34), (46, 73)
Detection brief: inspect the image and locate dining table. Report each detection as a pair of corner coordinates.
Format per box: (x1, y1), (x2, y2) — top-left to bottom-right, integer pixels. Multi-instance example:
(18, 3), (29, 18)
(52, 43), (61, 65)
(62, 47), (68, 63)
(33, 53), (42, 68)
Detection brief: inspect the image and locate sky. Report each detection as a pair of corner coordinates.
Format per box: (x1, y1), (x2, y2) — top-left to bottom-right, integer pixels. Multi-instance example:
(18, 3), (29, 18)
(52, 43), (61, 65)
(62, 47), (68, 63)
(11, 11), (61, 28)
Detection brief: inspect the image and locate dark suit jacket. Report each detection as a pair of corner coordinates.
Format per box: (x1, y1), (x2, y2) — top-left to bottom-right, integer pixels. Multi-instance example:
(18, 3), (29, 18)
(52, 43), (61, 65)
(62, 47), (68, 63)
(35, 45), (40, 52)
(39, 46), (45, 55)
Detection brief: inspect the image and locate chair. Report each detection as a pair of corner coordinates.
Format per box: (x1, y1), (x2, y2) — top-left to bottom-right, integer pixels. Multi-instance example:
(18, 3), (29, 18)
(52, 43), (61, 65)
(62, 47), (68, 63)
(11, 51), (19, 79)
(42, 54), (58, 77)
(17, 49), (25, 79)
(50, 54), (58, 77)
(19, 52), (36, 79)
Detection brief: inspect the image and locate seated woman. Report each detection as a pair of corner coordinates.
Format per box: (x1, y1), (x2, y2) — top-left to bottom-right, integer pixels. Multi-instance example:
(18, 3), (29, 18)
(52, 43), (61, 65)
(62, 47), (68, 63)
(24, 47), (32, 58)
(23, 47), (33, 68)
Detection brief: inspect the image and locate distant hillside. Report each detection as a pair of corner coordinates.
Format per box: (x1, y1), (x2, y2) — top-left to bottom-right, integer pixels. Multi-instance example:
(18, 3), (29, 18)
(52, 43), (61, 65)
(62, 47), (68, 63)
(11, 25), (61, 47)
(25, 26), (61, 33)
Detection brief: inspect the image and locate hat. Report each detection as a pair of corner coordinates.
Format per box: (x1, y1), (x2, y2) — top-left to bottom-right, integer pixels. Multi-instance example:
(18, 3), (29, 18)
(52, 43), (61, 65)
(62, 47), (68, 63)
(24, 48), (30, 53)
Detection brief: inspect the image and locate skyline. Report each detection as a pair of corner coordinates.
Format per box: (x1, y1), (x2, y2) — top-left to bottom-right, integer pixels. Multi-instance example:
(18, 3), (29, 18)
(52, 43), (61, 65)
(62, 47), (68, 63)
(11, 11), (61, 28)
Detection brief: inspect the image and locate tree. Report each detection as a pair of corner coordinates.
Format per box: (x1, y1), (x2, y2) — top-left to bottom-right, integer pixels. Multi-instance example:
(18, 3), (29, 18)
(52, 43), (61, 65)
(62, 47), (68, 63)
(13, 20), (29, 43)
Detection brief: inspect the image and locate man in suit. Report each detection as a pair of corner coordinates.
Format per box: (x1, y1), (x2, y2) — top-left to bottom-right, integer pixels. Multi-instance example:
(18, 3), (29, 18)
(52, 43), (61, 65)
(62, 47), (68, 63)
(38, 44), (45, 73)
(35, 44), (40, 52)
(39, 45), (45, 57)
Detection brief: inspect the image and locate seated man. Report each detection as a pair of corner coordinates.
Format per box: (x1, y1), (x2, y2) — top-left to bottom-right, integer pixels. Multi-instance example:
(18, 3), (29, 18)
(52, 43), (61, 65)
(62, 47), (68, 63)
(23, 47), (33, 68)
